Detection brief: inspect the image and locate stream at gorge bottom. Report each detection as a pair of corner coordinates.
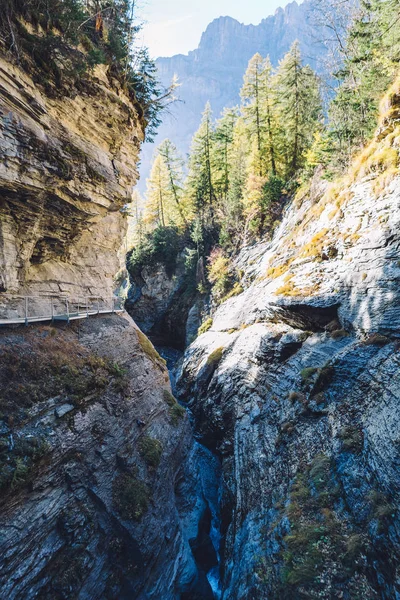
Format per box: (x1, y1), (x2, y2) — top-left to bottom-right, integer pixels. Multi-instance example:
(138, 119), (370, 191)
(157, 344), (223, 600)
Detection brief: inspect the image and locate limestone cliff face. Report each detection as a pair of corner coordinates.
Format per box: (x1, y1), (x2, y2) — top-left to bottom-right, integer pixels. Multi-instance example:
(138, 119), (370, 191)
(178, 82), (400, 598)
(0, 52), (142, 301)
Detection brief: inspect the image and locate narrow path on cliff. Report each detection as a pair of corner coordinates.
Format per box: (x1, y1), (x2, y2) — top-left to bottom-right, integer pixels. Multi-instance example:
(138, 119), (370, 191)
(0, 295), (124, 326)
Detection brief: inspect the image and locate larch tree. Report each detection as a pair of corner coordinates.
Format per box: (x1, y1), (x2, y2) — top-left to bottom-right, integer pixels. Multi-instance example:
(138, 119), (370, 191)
(186, 102), (216, 223)
(275, 41), (322, 179)
(240, 53), (265, 178)
(260, 56), (278, 176)
(213, 107), (238, 201)
(143, 153), (182, 229)
(157, 139), (189, 225)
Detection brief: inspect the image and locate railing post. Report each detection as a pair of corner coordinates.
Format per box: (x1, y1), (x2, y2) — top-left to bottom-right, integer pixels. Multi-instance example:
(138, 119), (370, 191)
(112, 296), (115, 313)
(66, 298), (70, 324)
(51, 298), (54, 321)
(97, 298), (100, 314)
(86, 297), (89, 318)
(24, 296), (28, 325)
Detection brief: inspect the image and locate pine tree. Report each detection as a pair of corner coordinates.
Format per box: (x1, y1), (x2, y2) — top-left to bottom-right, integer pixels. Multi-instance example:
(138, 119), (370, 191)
(157, 139), (189, 225)
(186, 102), (216, 221)
(275, 41), (322, 179)
(213, 107), (238, 201)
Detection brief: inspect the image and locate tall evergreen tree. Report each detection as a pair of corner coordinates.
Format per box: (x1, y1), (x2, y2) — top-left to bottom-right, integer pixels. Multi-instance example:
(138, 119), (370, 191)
(213, 107), (238, 201)
(275, 41), (322, 179)
(186, 102), (216, 221)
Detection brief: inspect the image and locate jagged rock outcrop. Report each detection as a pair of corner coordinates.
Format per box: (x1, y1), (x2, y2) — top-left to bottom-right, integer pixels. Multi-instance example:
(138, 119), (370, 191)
(0, 52), (141, 302)
(0, 313), (216, 599)
(178, 81), (400, 598)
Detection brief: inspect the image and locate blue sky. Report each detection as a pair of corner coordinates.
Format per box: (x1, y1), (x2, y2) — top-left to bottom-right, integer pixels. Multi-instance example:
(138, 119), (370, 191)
(136, 0), (299, 58)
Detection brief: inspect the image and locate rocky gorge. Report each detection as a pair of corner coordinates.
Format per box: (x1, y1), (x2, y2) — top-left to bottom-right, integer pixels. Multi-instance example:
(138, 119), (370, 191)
(1, 3), (400, 600)
(129, 78), (400, 598)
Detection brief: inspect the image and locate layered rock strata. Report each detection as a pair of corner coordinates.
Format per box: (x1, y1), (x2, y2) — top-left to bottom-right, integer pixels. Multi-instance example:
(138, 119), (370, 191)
(0, 53), (141, 303)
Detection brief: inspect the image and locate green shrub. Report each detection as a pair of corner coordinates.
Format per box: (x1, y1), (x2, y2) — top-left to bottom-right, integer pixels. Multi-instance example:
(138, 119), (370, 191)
(0, 434), (50, 492)
(261, 175), (284, 209)
(108, 362), (127, 377)
(198, 317), (213, 336)
(368, 489), (396, 530)
(312, 365), (335, 394)
(139, 436), (163, 469)
(128, 226), (181, 278)
(309, 454), (331, 491)
(113, 473), (150, 521)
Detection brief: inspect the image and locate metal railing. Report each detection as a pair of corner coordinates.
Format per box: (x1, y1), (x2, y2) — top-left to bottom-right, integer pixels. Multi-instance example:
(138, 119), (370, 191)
(0, 295), (125, 325)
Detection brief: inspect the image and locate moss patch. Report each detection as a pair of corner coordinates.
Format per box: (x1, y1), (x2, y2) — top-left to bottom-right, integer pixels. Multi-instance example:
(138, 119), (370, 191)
(206, 347), (224, 367)
(163, 390), (185, 425)
(113, 473), (150, 521)
(139, 436), (163, 469)
(198, 317), (213, 336)
(136, 329), (166, 367)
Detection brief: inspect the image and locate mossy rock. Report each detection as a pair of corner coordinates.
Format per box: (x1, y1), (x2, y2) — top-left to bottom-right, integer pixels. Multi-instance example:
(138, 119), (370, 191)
(136, 329), (166, 366)
(206, 347), (224, 367)
(139, 436), (163, 469)
(162, 390), (185, 425)
(113, 473), (150, 521)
